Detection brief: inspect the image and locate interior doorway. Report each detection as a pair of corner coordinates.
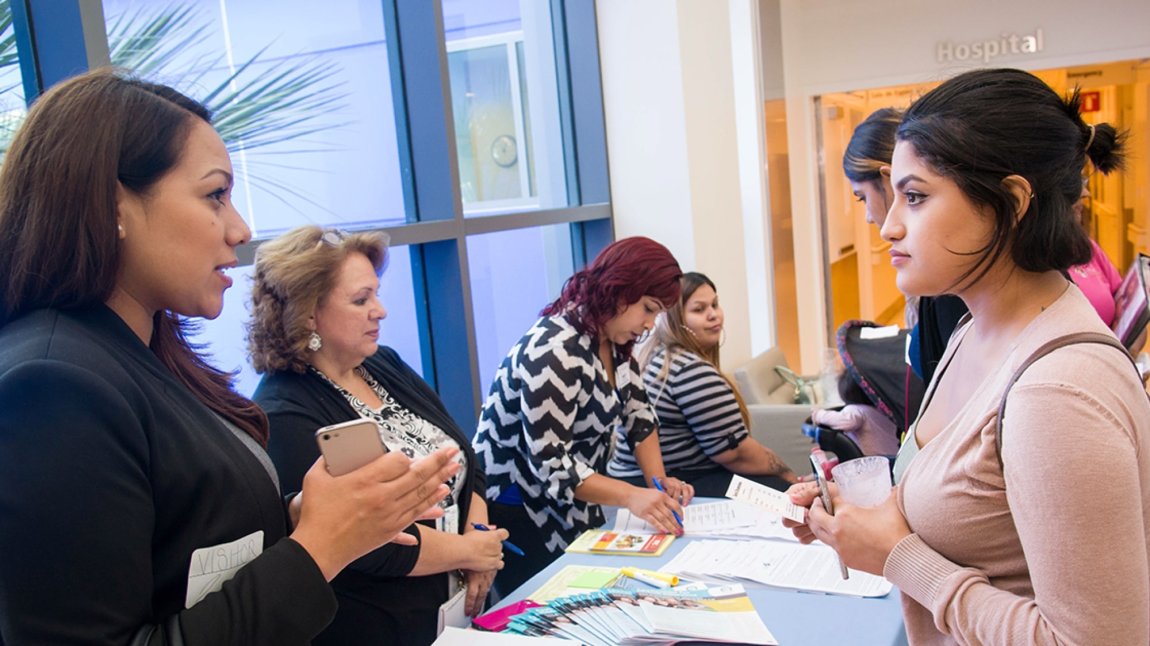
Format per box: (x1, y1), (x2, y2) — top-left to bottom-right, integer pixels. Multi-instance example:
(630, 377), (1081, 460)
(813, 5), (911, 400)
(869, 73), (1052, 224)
(813, 59), (1150, 339)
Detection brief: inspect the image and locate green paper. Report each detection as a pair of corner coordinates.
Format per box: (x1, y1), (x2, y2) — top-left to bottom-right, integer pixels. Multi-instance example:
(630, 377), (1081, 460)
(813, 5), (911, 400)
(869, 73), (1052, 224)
(568, 569), (620, 589)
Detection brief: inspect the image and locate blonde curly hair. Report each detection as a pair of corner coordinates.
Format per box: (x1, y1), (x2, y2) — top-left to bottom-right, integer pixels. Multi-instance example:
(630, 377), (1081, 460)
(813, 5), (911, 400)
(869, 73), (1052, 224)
(247, 226), (388, 374)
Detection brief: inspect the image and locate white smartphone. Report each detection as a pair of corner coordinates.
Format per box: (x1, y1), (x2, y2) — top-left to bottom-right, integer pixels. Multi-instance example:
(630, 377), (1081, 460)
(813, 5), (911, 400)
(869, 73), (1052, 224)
(315, 419), (387, 476)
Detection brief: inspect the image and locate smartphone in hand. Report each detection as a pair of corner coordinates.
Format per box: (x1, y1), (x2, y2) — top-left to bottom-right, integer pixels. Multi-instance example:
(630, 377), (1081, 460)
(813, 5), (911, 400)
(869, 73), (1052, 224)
(810, 450), (849, 579)
(315, 419), (387, 476)
(809, 451), (838, 516)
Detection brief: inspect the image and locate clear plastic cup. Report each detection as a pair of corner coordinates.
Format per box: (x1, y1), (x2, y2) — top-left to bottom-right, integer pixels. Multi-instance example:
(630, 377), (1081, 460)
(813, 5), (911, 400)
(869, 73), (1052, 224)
(831, 456), (892, 508)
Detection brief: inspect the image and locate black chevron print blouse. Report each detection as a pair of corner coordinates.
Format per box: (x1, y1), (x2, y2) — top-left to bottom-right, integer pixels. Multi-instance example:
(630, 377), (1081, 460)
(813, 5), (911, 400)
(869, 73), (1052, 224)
(472, 315), (659, 554)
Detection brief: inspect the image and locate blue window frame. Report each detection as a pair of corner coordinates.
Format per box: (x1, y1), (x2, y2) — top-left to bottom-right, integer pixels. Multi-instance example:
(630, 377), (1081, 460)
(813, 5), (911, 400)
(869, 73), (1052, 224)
(9, 0), (612, 436)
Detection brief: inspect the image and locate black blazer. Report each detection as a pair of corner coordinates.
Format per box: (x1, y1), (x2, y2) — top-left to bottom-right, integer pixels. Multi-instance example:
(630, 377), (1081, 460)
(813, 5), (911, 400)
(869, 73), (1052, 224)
(254, 346), (485, 646)
(0, 306), (335, 645)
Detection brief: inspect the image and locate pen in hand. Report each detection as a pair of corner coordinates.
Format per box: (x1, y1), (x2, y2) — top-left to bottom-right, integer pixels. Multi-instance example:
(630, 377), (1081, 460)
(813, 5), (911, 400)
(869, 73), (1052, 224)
(471, 522), (526, 556)
(651, 476), (685, 529)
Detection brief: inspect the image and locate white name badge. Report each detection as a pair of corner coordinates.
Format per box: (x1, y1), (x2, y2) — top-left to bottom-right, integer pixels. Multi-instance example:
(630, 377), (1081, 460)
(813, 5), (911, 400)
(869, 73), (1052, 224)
(185, 530), (264, 609)
(438, 503), (460, 535)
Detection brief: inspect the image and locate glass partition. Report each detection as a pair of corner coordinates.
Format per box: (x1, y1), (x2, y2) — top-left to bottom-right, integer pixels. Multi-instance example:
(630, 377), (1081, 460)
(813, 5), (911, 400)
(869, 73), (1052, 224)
(443, 0), (568, 216)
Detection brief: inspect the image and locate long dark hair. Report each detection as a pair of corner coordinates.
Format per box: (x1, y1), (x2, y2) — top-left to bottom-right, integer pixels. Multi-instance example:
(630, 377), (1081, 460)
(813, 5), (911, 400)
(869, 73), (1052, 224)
(843, 107), (902, 184)
(0, 69), (268, 445)
(542, 236), (681, 356)
(897, 68), (1125, 290)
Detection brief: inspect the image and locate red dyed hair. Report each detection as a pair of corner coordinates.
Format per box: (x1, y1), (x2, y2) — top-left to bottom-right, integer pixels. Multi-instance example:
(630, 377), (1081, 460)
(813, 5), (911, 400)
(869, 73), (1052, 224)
(542, 236), (682, 353)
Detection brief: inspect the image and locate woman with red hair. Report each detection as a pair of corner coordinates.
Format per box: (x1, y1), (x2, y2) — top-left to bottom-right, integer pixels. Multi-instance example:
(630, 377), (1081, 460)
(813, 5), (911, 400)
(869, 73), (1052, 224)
(473, 237), (694, 595)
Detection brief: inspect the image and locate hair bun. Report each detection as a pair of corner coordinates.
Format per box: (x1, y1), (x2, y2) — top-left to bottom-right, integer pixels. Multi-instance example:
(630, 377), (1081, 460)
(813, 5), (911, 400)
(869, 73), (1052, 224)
(1084, 121), (1125, 174)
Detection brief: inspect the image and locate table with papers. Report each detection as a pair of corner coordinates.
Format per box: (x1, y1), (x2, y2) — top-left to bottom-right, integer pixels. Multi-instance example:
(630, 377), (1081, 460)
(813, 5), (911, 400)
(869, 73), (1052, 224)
(492, 499), (909, 646)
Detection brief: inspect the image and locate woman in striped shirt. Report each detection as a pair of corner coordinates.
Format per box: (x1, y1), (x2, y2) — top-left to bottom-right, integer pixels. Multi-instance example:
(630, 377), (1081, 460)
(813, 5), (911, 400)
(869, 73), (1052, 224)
(609, 272), (797, 497)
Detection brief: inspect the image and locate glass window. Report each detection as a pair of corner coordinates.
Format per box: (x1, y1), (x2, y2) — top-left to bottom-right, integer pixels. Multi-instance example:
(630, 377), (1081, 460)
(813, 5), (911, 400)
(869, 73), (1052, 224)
(192, 245), (424, 398)
(0, 0), (26, 166)
(467, 224), (573, 387)
(102, 0), (407, 238)
(443, 0), (568, 216)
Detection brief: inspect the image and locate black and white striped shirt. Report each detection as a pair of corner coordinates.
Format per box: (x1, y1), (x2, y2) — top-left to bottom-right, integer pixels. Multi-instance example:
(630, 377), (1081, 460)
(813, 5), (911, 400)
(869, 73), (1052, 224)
(608, 346), (747, 477)
(472, 315), (658, 554)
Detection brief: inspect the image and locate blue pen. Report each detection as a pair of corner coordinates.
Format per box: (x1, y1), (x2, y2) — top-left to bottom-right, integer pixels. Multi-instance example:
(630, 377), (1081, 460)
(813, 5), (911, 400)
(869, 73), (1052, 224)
(472, 522), (526, 556)
(651, 476), (684, 528)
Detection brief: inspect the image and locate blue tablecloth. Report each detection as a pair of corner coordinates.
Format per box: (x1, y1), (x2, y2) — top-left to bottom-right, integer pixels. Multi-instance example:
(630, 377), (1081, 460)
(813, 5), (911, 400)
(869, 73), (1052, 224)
(493, 509), (908, 646)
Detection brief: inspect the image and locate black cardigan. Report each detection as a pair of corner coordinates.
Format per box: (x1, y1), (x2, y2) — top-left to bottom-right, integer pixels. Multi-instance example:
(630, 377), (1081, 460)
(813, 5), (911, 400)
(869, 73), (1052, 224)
(0, 306), (336, 645)
(253, 346), (485, 646)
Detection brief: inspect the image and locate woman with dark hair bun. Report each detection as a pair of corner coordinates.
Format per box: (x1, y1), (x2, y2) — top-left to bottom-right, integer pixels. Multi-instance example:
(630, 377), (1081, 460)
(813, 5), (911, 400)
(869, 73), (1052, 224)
(473, 236), (693, 596)
(787, 68), (1150, 645)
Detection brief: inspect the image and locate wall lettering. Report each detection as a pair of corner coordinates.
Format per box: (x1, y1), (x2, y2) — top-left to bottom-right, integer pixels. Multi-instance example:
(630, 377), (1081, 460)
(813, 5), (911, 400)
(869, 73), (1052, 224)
(937, 29), (1044, 64)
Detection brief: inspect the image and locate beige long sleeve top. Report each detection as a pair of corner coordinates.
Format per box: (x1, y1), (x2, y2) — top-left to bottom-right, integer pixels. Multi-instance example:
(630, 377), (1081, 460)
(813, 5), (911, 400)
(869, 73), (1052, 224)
(885, 286), (1150, 645)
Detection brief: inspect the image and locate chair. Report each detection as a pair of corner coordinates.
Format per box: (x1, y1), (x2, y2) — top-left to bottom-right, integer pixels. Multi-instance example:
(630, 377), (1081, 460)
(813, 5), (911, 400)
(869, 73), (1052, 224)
(733, 347), (821, 473)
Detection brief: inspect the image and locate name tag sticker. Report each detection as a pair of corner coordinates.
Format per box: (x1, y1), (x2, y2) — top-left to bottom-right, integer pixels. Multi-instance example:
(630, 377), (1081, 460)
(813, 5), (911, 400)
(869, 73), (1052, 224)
(186, 530), (264, 609)
(439, 503), (460, 535)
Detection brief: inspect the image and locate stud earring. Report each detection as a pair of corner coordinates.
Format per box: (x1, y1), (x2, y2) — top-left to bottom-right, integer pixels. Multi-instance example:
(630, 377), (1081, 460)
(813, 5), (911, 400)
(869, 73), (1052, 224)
(307, 332), (322, 352)
(117, 224), (125, 238)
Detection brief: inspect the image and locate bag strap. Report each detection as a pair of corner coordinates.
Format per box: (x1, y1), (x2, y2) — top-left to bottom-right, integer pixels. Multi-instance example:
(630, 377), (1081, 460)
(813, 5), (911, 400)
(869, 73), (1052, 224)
(995, 332), (1138, 469)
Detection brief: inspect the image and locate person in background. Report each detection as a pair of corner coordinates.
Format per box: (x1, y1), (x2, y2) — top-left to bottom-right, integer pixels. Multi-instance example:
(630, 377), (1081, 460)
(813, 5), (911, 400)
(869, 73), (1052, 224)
(844, 106), (968, 386)
(608, 272), (796, 496)
(0, 69), (456, 644)
(473, 237), (694, 597)
(248, 226), (504, 645)
(1069, 177), (1147, 353)
(809, 370), (900, 456)
(788, 68), (1150, 645)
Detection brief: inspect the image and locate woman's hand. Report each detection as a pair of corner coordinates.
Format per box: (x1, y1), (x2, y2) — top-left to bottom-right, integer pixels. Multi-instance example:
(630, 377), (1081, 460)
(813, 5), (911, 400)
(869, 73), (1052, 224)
(781, 481), (821, 543)
(626, 486), (684, 536)
(464, 568), (497, 617)
(461, 523), (505, 616)
(657, 477), (695, 506)
(291, 447), (461, 581)
(460, 524), (508, 572)
(806, 486), (910, 576)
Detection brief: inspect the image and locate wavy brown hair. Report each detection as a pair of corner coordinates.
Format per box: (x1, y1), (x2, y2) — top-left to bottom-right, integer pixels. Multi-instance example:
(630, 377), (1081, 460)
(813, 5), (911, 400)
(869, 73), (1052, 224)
(640, 272), (750, 427)
(0, 69), (268, 445)
(247, 226), (388, 374)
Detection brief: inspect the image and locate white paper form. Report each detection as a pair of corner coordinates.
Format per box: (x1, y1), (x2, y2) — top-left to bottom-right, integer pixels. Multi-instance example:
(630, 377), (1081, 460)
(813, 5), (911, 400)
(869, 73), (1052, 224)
(662, 539), (893, 597)
(615, 500), (758, 533)
(725, 475), (806, 523)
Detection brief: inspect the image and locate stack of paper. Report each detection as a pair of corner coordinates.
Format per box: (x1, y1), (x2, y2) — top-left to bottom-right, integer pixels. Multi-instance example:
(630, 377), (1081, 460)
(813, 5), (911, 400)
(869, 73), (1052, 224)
(661, 539), (892, 597)
(499, 585), (777, 645)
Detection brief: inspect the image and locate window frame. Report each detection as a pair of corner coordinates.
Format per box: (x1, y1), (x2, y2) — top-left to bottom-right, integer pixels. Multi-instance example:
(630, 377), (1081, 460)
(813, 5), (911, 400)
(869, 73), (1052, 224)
(12, 0), (613, 435)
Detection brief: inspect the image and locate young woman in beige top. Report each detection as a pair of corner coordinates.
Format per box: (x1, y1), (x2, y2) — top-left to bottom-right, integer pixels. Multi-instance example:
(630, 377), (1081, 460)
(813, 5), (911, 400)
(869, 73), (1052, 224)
(787, 68), (1150, 645)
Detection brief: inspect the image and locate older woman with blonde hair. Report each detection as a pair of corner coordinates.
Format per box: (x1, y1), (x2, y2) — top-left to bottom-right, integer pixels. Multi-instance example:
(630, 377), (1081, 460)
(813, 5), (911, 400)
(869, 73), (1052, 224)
(607, 272), (796, 497)
(248, 226), (505, 646)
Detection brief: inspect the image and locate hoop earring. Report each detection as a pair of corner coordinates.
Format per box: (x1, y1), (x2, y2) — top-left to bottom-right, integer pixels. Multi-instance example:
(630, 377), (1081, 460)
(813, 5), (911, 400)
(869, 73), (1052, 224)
(719, 327), (727, 348)
(307, 332), (323, 352)
(680, 324), (698, 339)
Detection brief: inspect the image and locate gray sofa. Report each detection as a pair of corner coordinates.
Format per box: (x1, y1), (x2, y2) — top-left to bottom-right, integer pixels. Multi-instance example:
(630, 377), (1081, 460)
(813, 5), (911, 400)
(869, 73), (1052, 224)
(732, 346), (819, 474)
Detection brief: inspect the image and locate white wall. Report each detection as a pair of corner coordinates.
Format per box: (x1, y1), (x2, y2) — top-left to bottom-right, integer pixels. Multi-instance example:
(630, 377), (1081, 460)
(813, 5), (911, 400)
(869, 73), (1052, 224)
(597, 0), (774, 369)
